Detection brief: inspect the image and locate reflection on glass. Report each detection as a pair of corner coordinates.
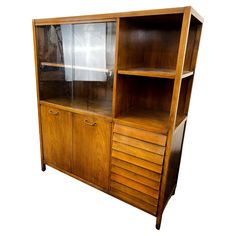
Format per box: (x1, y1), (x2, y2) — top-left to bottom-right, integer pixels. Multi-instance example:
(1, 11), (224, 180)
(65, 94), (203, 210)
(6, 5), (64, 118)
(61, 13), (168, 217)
(36, 22), (116, 116)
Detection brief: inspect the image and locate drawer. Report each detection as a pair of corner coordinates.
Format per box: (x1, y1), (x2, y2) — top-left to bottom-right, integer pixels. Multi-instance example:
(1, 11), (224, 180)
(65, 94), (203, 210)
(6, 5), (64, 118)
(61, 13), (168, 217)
(110, 186), (157, 215)
(113, 124), (167, 146)
(110, 123), (166, 215)
(113, 133), (165, 155)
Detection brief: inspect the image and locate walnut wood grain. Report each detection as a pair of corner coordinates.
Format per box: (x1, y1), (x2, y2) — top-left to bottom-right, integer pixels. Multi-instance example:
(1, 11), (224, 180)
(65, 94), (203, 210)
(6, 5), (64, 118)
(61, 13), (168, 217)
(113, 133), (165, 155)
(72, 113), (111, 190)
(113, 123), (167, 146)
(33, 6), (203, 230)
(40, 105), (72, 172)
(111, 158), (161, 181)
(112, 150), (162, 174)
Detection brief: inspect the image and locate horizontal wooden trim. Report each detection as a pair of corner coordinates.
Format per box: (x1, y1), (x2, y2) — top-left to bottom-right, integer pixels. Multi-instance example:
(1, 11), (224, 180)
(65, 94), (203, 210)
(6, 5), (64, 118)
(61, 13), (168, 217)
(34, 7), (187, 25)
(114, 123), (167, 146)
(113, 141), (163, 165)
(40, 100), (112, 121)
(111, 173), (158, 198)
(111, 158), (161, 181)
(110, 187), (157, 215)
(114, 117), (168, 134)
(35, 18), (116, 26)
(113, 133), (165, 155)
(110, 181), (158, 206)
(112, 150), (162, 174)
(111, 165), (160, 190)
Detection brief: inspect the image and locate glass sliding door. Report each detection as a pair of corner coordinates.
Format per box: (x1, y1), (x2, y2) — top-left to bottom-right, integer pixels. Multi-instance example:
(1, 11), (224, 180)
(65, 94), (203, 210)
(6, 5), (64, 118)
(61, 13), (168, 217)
(36, 21), (116, 116)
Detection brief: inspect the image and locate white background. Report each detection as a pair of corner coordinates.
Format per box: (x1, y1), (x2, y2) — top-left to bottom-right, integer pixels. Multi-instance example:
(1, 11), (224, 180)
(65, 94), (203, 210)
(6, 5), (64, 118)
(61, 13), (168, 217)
(0, 0), (235, 235)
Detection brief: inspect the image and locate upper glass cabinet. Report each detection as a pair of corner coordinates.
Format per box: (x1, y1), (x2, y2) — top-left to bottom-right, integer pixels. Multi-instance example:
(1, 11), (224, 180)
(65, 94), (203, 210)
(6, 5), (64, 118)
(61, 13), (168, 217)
(36, 21), (116, 116)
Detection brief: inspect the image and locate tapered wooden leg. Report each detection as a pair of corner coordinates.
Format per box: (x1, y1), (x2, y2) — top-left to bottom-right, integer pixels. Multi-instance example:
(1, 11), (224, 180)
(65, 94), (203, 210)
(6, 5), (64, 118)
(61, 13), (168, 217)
(41, 163), (46, 171)
(156, 215), (162, 230)
(172, 186), (176, 196)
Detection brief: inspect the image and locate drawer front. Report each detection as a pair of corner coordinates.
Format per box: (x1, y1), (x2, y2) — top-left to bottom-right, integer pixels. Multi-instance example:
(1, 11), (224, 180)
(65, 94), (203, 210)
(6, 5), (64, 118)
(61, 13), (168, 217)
(113, 124), (167, 146)
(110, 124), (166, 215)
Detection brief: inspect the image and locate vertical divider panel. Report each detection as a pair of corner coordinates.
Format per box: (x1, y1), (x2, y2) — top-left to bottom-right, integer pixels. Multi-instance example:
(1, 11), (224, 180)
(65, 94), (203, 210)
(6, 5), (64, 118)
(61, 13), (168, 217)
(112, 18), (120, 118)
(156, 7), (192, 227)
(109, 17), (120, 190)
(183, 23), (203, 114)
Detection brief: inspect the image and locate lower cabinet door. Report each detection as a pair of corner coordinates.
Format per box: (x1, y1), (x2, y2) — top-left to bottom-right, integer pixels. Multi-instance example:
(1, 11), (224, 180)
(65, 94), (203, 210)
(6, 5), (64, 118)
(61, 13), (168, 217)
(40, 105), (72, 172)
(72, 114), (111, 190)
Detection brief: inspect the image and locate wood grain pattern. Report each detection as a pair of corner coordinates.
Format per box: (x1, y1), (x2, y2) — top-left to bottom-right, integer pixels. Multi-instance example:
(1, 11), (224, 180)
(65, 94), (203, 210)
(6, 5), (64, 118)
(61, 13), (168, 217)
(112, 17), (120, 118)
(184, 23), (203, 114)
(110, 187), (157, 215)
(113, 141), (163, 165)
(111, 165), (160, 190)
(111, 158), (161, 181)
(40, 105), (72, 172)
(111, 173), (158, 198)
(72, 113), (111, 190)
(164, 121), (186, 205)
(40, 98), (112, 118)
(110, 181), (158, 206)
(113, 123), (166, 146)
(34, 7), (189, 25)
(32, 20), (45, 171)
(113, 133), (165, 155)
(115, 108), (186, 134)
(112, 150), (162, 174)
(156, 7), (192, 229)
(33, 7), (203, 230)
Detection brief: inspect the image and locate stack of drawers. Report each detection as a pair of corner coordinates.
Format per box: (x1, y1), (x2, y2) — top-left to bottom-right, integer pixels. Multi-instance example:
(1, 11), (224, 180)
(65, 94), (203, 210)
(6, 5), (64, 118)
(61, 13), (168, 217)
(110, 123), (167, 215)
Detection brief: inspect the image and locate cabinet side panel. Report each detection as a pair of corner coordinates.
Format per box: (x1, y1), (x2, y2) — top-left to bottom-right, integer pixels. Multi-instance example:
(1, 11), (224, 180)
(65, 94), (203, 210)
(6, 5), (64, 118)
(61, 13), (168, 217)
(164, 121), (186, 206)
(32, 20), (45, 170)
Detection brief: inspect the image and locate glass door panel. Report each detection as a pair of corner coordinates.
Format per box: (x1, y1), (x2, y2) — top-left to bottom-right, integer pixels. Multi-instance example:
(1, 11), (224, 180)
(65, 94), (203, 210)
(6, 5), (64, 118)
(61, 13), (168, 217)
(36, 21), (116, 116)
(73, 22), (116, 116)
(36, 24), (73, 101)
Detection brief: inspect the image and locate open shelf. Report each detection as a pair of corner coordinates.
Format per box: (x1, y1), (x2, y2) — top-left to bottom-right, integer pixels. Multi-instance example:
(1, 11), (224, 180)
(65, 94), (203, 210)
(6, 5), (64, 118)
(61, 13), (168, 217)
(115, 108), (186, 134)
(118, 68), (193, 79)
(40, 97), (112, 118)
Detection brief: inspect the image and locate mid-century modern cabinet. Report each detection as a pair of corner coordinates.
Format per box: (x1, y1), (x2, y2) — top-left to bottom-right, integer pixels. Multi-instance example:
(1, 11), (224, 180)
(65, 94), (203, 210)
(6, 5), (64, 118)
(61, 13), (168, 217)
(33, 6), (203, 229)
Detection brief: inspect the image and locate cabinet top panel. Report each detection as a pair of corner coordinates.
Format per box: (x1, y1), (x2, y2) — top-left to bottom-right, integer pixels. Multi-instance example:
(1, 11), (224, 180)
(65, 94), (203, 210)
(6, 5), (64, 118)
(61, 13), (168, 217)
(33, 6), (203, 26)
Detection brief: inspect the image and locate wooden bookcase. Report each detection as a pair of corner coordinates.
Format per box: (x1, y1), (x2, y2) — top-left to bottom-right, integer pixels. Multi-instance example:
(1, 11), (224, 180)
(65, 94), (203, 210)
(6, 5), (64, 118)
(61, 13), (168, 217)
(33, 6), (203, 229)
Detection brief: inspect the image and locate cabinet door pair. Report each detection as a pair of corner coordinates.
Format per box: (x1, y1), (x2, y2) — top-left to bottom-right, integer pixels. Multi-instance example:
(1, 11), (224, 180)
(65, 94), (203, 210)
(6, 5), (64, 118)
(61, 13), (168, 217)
(40, 105), (111, 190)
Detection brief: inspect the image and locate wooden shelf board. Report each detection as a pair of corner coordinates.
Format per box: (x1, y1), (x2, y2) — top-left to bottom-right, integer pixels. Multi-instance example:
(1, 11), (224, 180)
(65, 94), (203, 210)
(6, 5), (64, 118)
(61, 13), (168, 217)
(41, 62), (112, 73)
(118, 68), (193, 79)
(40, 97), (112, 119)
(114, 108), (186, 134)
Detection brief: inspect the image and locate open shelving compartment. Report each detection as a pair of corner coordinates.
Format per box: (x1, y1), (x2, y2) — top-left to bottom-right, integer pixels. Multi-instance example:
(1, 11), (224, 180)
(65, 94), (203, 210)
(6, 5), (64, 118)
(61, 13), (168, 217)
(117, 14), (195, 78)
(36, 21), (116, 117)
(114, 13), (199, 133)
(114, 74), (190, 134)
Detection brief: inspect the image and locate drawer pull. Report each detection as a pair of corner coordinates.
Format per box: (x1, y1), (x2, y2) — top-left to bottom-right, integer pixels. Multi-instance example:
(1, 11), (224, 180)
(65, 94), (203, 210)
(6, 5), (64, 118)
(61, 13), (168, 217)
(83, 119), (96, 126)
(48, 110), (59, 115)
